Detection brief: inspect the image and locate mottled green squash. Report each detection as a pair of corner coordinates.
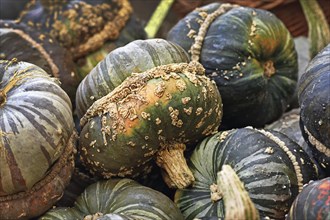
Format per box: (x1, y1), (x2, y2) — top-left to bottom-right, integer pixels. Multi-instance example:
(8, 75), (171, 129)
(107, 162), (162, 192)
(40, 178), (184, 220)
(286, 177), (330, 220)
(79, 61), (223, 189)
(0, 20), (80, 104)
(75, 38), (190, 119)
(167, 3), (298, 128)
(0, 60), (76, 219)
(18, 0), (146, 79)
(298, 43), (330, 176)
(175, 127), (318, 220)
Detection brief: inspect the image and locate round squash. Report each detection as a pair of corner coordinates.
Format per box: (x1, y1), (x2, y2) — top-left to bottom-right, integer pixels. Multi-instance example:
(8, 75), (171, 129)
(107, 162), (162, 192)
(75, 38), (190, 119)
(167, 3), (298, 128)
(79, 61), (223, 189)
(298, 43), (330, 176)
(40, 178), (184, 220)
(286, 177), (330, 220)
(175, 127), (318, 220)
(0, 20), (80, 104)
(18, 0), (146, 79)
(0, 60), (76, 219)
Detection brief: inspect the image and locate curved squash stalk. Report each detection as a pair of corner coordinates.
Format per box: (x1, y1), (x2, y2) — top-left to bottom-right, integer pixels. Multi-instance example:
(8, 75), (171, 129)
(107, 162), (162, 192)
(299, 0), (330, 58)
(217, 165), (260, 220)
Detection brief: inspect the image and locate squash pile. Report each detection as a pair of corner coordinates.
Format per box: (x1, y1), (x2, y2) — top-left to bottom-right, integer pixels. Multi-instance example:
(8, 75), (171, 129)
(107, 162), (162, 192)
(0, 1), (329, 219)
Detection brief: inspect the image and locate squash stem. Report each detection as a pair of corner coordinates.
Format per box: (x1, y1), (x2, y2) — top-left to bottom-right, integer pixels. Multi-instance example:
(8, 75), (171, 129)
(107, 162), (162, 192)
(217, 165), (260, 220)
(156, 143), (194, 189)
(299, 0), (330, 58)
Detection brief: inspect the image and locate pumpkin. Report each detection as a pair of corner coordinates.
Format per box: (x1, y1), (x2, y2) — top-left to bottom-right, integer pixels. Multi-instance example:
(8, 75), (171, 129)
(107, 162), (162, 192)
(0, 60), (76, 219)
(18, 0), (146, 79)
(286, 177), (330, 220)
(298, 43), (330, 176)
(167, 3), (298, 129)
(75, 38), (190, 119)
(40, 178), (184, 220)
(0, 20), (80, 104)
(79, 60), (223, 189)
(175, 127), (318, 220)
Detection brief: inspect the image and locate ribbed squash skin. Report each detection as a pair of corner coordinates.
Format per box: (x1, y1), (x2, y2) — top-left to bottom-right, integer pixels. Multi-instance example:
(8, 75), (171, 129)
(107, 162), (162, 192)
(40, 178), (184, 220)
(175, 127), (318, 220)
(286, 177), (330, 220)
(167, 3), (298, 128)
(75, 39), (190, 119)
(79, 62), (222, 180)
(0, 60), (76, 219)
(298, 44), (330, 176)
(0, 20), (79, 104)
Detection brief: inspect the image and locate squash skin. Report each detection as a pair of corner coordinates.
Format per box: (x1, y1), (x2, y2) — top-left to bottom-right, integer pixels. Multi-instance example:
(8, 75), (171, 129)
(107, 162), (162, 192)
(79, 62), (222, 183)
(75, 38), (190, 119)
(286, 177), (330, 220)
(0, 20), (80, 104)
(0, 60), (76, 219)
(175, 127), (318, 220)
(40, 178), (185, 220)
(298, 44), (330, 176)
(167, 3), (298, 128)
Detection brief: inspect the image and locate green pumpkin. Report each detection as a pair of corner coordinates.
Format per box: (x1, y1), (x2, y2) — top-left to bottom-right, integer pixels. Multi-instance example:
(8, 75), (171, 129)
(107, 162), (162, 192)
(0, 20), (80, 104)
(75, 38), (190, 119)
(298, 43), (330, 176)
(175, 127), (318, 220)
(0, 60), (76, 219)
(18, 0), (146, 79)
(79, 61), (223, 189)
(40, 178), (184, 220)
(167, 3), (298, 128)
(286, 177), (330, 220)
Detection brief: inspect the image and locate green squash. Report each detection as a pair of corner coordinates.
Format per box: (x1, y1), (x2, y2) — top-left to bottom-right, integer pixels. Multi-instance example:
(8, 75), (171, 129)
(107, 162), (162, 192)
(0, 60), (76, 219)
(75, 38), (190, 119)
(79, 61), (223, 189)
(298, 43), (330, 176)
(175, 127), (318, 220)
(167, 3), (298, 128)
(0, 20), (80, 104)
(18, 0), (146, 79)
(286, 177), (330, 220)
(40, 178), (184, 220)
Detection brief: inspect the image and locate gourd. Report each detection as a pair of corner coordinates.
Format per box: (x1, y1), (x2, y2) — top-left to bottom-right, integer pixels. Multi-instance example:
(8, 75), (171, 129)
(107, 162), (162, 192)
(75, 38), (191, 119)
(40, 178), (184, 220)
(167, 3), (298, 129)
(286, 177), (330, 220)
(175, 127), (318, 220)
(78, 60), (223, 189)
(0, 20), (79, 104)
(298, 43), (330, 176)
(18, 0), (146, 79)
(0, 60), (76, 219)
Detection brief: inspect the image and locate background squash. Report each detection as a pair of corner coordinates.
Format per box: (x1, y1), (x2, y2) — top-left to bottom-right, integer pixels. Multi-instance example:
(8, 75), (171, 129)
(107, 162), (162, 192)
(298, 43), (330, 176)
(167, 3), (298, 129)
(40, 178), (184, 220)
(0, 60), (76, 219)
(175, 127), (318, 220)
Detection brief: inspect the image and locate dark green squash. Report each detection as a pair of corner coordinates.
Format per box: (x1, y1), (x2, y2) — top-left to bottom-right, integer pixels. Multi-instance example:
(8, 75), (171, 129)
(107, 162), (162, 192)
(175, 127), (318, 220)
(0, 20), (80, 105)
(75, 38), (190, 119)
(167, 3), (298, 128)
(18, 0), (146, 79)
(0, 60), (76, 219)
(298, 43), (330, 176)
(40, 178), (184, 220)
(79, 60), (223, 189)
(286, 177), (330, 220)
